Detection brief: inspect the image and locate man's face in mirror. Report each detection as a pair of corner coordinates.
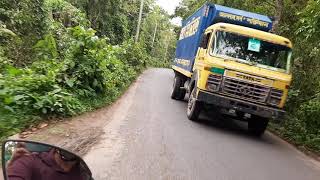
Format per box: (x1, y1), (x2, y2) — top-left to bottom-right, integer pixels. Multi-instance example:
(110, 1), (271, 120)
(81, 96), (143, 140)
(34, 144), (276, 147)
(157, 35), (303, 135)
(53, 149), (78, 172)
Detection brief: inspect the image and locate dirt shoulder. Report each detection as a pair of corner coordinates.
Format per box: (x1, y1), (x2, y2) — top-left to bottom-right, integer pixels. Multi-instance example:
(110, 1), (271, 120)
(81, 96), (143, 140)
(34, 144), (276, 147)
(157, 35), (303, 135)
(0, 72), (140, 180)
(7, 77), (139, 157)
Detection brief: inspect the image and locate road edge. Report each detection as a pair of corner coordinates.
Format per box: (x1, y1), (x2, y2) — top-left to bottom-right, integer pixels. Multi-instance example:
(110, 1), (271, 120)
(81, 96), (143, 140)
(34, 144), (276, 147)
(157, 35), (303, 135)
(267, 130), (320, 169)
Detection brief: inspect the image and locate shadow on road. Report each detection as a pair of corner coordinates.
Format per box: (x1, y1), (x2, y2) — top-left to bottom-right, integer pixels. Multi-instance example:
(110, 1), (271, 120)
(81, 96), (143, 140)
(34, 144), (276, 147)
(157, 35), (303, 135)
(174, 95), (280, 147)
(194, 108), (278, 146)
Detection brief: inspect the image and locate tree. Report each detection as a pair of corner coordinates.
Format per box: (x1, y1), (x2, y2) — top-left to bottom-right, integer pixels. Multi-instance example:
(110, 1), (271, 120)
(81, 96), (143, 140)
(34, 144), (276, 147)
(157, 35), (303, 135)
(139, 5), (178, 63)
(0, 0), (48, 65)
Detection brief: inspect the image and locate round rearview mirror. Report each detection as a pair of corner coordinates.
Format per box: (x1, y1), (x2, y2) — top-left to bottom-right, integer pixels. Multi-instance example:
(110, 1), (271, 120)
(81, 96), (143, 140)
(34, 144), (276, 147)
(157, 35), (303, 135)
(2, 140), (93, 180)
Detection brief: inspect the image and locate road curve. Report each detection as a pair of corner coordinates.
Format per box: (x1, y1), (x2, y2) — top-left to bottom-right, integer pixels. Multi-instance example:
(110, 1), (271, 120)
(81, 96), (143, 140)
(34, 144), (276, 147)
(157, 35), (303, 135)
(84, 68), (320, 180)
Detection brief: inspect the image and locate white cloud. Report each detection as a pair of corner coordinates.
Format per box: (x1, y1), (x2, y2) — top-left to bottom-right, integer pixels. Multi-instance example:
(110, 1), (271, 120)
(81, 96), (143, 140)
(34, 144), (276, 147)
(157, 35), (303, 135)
(170, 17), (182, 26)
(156, 0), (182, 26)
(156, 0), (181, 15)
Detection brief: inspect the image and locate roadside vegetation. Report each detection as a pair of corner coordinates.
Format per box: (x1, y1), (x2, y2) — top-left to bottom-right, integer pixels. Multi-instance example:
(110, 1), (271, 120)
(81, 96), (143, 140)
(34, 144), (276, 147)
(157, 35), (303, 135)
(175, 0), (320, 153)
(0, 0), (178, 141)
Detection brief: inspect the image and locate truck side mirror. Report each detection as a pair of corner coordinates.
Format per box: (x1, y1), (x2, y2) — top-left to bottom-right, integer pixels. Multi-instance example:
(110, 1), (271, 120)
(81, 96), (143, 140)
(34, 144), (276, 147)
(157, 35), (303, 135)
(2, 140), (94, 180)
(200, 33), (211, 49)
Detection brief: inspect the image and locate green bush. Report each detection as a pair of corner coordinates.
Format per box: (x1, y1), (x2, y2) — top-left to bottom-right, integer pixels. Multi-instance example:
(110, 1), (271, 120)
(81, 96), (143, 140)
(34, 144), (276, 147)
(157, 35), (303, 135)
(0, 0), (48, 65)
(148, 57), (171, 68)
(273, 96), (320, 152)
(62, 27), (137, 96)
(0, 25), (146, 139)
(0, 65), (79, 113)
(0, 0), (170, 142)
(118, 40), (148, 72)
(270, 0), (320, 153)
(47, 0), (90, 28)
(297, 99), (320, 134)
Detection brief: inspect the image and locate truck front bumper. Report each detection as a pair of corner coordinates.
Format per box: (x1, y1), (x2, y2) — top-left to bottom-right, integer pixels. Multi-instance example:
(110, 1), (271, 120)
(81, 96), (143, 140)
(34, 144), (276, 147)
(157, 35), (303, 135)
(197, 90), (285, 120)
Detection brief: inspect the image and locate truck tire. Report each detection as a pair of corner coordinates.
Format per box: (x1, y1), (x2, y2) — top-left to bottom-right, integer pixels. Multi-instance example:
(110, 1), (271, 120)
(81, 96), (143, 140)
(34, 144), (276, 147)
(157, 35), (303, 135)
(171, 75), (186, 100)
(248, 116), (269, 136)
(187, 87), (203, 121)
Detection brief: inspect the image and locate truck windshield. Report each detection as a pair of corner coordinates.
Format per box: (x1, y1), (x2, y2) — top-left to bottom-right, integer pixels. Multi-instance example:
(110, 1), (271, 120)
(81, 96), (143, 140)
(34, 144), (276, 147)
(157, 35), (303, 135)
(212, 31), (292, 73)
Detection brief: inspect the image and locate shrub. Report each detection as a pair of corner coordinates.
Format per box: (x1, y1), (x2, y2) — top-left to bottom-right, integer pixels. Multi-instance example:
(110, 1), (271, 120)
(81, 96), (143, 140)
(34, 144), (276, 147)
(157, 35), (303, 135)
(276, 96), (320, 152)
(273, 0), (320, 153)
(46, 0), (90, 28)
(148, 57), (171, 68)
(62, 26), (137, 96)
(297, 99), (320, 135)
(0, 25), (146, 139)
(0, 0), (49, 65)
(0, 0), (154, 143)
(118, 40), (149, 73)
(0, 65), (81, 116)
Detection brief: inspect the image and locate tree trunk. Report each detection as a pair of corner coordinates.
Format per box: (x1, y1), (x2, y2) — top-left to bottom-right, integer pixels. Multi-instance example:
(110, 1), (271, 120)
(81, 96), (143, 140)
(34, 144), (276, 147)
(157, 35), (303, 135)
(272, 0), (284, 33)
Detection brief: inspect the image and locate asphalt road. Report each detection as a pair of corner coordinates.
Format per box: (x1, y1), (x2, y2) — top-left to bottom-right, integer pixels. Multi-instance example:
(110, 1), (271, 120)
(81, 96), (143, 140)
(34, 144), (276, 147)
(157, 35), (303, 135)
(84, 68), (320, 180)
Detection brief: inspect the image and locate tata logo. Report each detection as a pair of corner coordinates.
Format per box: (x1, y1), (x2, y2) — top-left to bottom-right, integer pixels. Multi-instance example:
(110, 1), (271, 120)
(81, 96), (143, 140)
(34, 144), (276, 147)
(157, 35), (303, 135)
(237, 86), (254, 96)
(236, 74), (262, 82)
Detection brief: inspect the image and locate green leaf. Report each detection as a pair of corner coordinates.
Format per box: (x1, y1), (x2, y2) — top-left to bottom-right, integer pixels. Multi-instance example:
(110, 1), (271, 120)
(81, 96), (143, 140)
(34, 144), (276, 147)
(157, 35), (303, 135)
(14, 95), (26, 101)
(42, 108), (47, 114)
(66, 79), (74, 88)
(4, 97), (14, 104)
(4, 105), (14, 112)
(92, 79), (98, 87)
(52, 88), (62, 94)
(6, 65), (22, 76)
(0, 89), (8, 96)
(0, 28), (16, 37)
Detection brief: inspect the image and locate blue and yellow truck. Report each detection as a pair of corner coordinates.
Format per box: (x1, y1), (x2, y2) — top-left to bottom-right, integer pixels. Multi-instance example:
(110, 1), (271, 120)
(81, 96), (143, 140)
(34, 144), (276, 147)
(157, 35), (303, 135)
(171, 3), (293, 136)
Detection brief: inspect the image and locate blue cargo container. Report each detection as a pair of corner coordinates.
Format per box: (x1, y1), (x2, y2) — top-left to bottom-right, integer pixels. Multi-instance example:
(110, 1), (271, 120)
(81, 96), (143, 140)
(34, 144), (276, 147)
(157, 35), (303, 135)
(173, 3), (273, 73)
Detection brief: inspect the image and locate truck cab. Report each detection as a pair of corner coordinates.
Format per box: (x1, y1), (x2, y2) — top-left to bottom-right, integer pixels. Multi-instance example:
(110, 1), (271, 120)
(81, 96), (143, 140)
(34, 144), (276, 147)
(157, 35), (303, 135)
(171, 4), (293, 136)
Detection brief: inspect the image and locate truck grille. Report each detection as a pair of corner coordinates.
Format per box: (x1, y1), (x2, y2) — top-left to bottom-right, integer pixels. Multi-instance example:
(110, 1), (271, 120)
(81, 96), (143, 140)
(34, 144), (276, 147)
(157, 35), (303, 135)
(222, 77), (270, 103)
(207, 74), (222, 86)
(207, 74), (223, 92)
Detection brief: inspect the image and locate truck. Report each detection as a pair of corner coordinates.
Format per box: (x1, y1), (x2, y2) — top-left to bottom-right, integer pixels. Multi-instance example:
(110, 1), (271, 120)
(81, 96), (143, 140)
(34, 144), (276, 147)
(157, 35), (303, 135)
(171, 3), (293, 136)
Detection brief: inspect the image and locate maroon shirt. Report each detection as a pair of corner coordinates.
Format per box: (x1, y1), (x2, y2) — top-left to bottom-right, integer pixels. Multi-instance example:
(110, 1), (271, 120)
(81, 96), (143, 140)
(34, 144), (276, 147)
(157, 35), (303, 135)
(7, 150), (84, 180)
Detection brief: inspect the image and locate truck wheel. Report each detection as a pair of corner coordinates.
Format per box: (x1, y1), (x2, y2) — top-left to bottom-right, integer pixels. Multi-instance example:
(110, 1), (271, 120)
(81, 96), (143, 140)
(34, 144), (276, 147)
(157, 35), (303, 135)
(248, 116), (269, 136)
(187, 87), (203, 121)
(171, 75), (186, 100)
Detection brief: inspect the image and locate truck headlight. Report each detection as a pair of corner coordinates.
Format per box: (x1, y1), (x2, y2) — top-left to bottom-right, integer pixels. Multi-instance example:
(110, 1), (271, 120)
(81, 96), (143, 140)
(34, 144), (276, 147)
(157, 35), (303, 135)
(268, 88), (283, 106)
(206, 74), (222, 92)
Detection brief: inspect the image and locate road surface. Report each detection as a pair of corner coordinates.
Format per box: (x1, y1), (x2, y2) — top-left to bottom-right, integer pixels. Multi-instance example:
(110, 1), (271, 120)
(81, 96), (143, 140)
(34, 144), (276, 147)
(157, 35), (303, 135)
(84, 68), (320, 180)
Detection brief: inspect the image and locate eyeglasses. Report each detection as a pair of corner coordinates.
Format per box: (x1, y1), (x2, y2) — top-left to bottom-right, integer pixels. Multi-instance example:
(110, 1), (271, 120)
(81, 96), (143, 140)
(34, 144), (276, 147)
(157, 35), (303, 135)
(56, 149), (78, 162)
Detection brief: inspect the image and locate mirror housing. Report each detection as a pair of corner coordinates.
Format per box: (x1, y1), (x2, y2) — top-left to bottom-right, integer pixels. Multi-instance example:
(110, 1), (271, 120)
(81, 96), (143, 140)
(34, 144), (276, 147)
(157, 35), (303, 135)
(200, 33), (211, 49)
(200, 34), (208, 49)
(2, 140), (93, 180)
